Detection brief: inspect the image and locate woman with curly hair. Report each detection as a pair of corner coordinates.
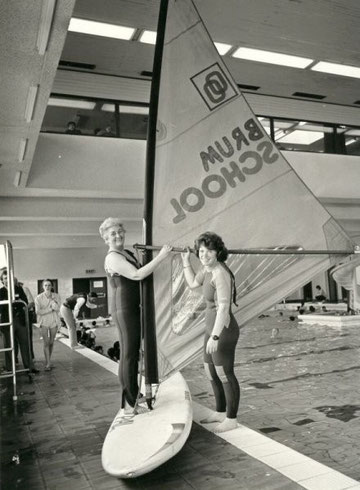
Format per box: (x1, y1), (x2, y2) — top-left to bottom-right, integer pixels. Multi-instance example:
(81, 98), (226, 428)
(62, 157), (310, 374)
(181, 231), (240, 432)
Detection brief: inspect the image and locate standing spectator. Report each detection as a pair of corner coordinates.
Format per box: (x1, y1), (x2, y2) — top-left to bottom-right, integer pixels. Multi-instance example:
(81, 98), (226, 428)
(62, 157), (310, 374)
(0, 269), (38, 374)
(60, 292), (98, 349)
(35, 279), (61, 371)
(18, 281), (36, 360)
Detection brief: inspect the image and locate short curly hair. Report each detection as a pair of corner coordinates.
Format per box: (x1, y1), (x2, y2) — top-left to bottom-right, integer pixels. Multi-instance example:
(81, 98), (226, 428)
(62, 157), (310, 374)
(194, 231), (228, 262)
(99, 217), (126, 241)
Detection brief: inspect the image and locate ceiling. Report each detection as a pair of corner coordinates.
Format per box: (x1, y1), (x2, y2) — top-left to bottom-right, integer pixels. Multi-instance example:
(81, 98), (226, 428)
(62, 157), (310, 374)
(1, 0), (360, 251)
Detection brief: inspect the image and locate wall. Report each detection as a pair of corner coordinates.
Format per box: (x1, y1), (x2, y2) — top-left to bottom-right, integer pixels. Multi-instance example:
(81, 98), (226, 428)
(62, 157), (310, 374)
(13, 247), (108, 304)
(28, 134), (146, 197)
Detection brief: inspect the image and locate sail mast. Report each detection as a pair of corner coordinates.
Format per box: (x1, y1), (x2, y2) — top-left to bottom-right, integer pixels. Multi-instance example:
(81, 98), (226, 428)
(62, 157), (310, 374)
(142, 0), (169, 385)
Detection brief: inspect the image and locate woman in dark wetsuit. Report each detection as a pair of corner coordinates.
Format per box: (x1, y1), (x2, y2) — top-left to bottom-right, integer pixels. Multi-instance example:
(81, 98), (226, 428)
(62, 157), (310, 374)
(182, 232), (240, 433)
(99, 217), (172, 413)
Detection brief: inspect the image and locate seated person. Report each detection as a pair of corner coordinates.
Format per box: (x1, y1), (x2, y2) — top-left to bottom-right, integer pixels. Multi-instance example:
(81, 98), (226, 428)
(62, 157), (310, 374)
(96, 125), (115, 137)
(65, 121), (82, 134)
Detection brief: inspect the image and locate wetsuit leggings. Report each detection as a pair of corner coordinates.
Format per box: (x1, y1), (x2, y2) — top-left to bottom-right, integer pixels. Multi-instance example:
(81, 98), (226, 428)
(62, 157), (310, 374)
(203, 325), (240, 419)
(113, 307), (141, 408)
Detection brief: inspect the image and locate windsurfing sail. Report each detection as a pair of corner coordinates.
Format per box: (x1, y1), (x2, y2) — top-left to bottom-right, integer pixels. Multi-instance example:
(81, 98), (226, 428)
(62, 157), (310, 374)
(331, 255), (360, 310)
(145, 0), (354, 381)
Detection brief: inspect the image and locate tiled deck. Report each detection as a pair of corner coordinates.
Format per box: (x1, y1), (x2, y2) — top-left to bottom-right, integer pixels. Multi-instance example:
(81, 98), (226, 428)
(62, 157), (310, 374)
(1, 310), (360, 489)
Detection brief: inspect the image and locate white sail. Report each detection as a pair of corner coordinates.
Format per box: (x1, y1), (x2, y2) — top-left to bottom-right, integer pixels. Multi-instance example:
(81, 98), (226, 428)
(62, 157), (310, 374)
(331, 256), (360, 310)
(151, 0), (354, 379)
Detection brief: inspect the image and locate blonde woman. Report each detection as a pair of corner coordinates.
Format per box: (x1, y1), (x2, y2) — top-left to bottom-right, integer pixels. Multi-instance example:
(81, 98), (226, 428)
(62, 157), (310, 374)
(35, 279), (61, 371)
(99, 217), (172, 413)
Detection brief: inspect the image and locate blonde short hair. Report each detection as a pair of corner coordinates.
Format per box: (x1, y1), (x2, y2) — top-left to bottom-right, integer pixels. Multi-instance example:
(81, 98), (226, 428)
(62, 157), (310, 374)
(99, 217), (126, 240)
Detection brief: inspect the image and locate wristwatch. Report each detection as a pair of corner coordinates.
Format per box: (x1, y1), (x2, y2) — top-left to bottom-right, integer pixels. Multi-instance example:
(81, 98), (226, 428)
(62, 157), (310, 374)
(211, 335), (219, 341)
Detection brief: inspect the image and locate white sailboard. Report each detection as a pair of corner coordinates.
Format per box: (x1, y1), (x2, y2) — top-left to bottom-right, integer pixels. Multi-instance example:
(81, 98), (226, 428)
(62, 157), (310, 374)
(101, 372), (192, 478)
(102, 0), (355, 478)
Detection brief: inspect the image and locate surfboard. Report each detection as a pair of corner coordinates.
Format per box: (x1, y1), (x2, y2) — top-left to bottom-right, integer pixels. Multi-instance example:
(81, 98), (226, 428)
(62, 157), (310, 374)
(101, 0), (354, 479)
(101, 371), (192, 478)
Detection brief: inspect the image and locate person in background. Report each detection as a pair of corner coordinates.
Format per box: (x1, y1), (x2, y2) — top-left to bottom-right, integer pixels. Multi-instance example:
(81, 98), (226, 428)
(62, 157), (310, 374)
(96, 125), (115, 137)
(18, 281), (36, 361)
(35, 279), (61, 371)
(60, 292), (98, 349)
(0, 269), (39, 374)
(65, 121), (82, 135)
(99, 217), (172, 414)
(181, 232), (240, 433)
(315, 285), (326, 302)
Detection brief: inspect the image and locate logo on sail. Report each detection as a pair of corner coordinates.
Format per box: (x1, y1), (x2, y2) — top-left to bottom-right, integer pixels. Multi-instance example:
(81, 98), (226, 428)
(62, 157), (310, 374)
(191, 63), (238, 111)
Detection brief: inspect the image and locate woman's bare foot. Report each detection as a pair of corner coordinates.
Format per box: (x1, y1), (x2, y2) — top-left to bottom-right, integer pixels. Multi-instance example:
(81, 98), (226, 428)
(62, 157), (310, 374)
(214, 417), (238, 433)
(200, 411), (226, 424)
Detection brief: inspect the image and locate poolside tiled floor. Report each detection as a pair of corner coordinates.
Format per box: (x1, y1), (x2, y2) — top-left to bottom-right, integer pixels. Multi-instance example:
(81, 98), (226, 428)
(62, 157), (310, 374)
(1, 310), (360, 489)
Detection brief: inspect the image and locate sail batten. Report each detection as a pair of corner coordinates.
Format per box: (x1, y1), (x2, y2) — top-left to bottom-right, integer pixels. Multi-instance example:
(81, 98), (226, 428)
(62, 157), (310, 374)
(149, 0), (354, 380)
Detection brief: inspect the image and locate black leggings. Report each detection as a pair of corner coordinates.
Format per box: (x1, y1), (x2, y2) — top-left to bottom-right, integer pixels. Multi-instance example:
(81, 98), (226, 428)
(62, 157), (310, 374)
(203, 325), (240, 419)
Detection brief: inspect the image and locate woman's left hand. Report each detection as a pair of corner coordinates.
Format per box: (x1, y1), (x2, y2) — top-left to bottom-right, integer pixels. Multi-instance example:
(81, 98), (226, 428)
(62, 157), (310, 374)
(206, 337), (219, 354)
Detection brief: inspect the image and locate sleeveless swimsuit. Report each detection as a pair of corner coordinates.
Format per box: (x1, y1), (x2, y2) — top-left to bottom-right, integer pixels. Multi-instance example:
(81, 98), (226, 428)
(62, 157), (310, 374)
(106, 250), (141, 408)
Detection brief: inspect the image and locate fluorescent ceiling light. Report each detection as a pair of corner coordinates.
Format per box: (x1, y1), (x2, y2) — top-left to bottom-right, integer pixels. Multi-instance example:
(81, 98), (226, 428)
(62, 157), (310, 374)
(277, 130), (323, 145)
(101, 103), (115, 112)
(36, 0), (56, 55)
(120, 105), (148, 115)
(232, 47), (313, 69)
(311, 61), (360, 79)
(345, 138), (357, 145)
(346, 129), (360, 136)
(214, 42), (232, 55)
(139, 30), (156, 44)
(101, 103), (149, 114)
(48, 97), (96, 110)
(68, 18), (135, 40)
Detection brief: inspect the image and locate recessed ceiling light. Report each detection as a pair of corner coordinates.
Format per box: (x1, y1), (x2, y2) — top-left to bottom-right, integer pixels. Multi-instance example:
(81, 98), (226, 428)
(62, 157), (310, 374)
(232, 47), (313, 69)
(120, 106), (149, 115)
(214, 42), (232, 55)
(48, 97), (96, 110)
(139, 30), (157, 45)
(311, 61), (360, 79)
(68, 18), (135, 40)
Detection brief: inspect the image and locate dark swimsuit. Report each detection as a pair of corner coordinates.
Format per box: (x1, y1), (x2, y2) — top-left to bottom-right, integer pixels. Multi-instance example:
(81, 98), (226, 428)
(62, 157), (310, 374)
(106, 250), (141, 408)
(201, 265), (240, 419)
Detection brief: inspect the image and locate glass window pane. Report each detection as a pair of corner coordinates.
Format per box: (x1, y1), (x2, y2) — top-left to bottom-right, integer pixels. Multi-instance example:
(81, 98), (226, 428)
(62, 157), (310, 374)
(273, 119), (331, 153)
(343, 126), (360, 156)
